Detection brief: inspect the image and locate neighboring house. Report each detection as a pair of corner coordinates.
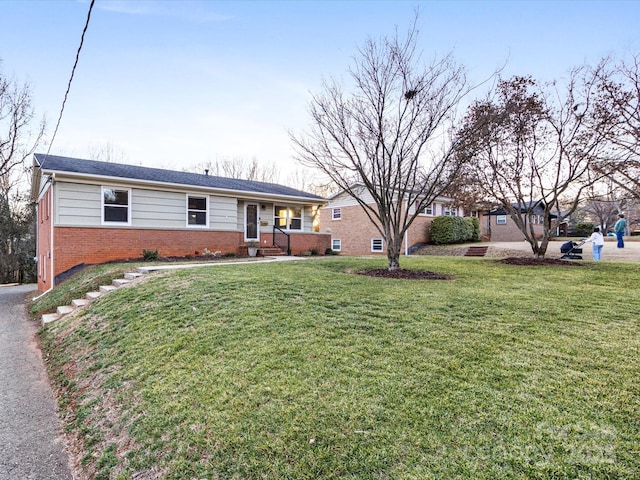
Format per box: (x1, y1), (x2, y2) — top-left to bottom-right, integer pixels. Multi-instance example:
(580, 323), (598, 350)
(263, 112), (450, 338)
(31, 154), (330, 292)
(319, 185), (467, 256)
(483, 201), (558, 242)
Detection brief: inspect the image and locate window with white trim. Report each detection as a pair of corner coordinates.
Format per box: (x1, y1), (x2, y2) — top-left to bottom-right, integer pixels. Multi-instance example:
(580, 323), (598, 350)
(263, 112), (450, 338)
(102, 187), (131, 224)
(496, 215), (507, 225)
(443, 205), (458, 216)
(422, 203), (434, 216)
(371, 238), (384, 252)
(187, 195), (208, 227)
(275, 205), (302, 230)
(332, 207), (342, 220)
(332, 239), (342, 251)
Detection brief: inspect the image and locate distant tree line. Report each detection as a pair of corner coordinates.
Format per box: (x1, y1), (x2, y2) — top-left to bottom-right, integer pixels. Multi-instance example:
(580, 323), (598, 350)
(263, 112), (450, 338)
(0, 191), (35, 284)
(1, 59), (44, 284)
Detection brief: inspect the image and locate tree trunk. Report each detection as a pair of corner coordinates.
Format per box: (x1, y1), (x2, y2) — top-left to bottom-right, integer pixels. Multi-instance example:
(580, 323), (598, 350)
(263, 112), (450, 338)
(537, 236), (550, 257)
(388, 253), (401, 271)
(386, 230), (403, 271)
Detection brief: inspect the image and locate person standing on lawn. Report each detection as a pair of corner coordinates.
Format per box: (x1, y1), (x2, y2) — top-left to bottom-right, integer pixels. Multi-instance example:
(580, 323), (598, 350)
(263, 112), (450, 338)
(584, 226), (605, 260)
(614, 213), (627, 248)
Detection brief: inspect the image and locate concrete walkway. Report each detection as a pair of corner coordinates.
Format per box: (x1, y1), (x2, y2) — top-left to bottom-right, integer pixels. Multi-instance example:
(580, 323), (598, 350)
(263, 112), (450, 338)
(136, 254), (309, 273)
(0, 284), (72, 480)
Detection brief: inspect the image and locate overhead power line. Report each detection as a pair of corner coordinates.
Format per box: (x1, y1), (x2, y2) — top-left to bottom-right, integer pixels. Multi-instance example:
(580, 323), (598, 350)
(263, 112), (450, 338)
(45, 0), (96, 160)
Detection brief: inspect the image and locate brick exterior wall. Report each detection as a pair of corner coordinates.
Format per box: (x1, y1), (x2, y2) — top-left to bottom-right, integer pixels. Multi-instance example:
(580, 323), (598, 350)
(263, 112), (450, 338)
(321, 197), (561, 255)
(53, 227), (243, 278)
(288, 232), (331, 256)
(320, 204), (436, 256)
(252, 232), (331, 255)
(482, 215), (546, 242)
(45, 227), (331, 290)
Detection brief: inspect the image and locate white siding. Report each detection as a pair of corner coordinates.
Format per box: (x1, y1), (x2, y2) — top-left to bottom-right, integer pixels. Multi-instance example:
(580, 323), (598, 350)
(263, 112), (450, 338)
(324, 188), (373, 209)
(259, 202), (274, 234)
(56, 182), (101, 226)
(210, 196), (237, 230)
(237, 201), (246, 231)
(55, 181), (241, 230)
(133, 189), (185, 228)
(261, 203), (274, 227)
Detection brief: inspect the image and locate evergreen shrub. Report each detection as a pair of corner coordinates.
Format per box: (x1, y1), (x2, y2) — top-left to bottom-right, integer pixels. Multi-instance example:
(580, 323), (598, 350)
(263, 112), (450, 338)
(430, 216), (477, 245)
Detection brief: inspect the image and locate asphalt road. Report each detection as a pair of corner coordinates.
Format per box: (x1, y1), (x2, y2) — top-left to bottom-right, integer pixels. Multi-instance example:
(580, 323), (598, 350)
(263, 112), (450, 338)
(0, 284), (72, 479)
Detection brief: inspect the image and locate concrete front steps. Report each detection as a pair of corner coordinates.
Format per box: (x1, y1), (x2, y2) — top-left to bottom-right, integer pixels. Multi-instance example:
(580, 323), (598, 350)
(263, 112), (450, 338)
(238, 244), (287, 256)
(257, 246), (287, 256)
(41, 271), (144, 325)
(464, 245), (489, 257)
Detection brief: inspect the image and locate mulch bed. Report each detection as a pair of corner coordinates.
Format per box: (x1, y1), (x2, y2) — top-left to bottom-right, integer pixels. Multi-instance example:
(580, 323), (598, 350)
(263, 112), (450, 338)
(357, 255), (585, 280)
(107, 254), (243, 264)
(357, 269), (454, 280)
(496, 257), (584, 267)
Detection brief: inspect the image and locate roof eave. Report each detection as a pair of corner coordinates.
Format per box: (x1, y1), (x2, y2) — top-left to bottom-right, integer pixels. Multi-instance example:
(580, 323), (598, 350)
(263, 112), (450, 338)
(41, 168), (326, 204)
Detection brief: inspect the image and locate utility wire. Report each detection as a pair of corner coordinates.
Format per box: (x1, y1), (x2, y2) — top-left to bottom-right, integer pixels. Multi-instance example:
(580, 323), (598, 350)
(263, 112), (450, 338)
(44, 0), (96, 162)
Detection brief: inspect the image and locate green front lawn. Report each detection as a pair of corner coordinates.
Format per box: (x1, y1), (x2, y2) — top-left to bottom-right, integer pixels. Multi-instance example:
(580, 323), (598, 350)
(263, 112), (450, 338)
(37, 257), (640, 479)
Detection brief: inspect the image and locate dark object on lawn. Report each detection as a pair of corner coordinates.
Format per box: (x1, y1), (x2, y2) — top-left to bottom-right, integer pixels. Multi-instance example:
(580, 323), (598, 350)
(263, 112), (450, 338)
(560, 240), (584, 260)
(357, 268), (453, 280)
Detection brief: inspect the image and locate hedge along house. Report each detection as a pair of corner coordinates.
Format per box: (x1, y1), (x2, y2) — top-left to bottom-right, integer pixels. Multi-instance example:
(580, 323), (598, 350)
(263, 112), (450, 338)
(31, 154), (330, 292)
(319, 185), (468, 256)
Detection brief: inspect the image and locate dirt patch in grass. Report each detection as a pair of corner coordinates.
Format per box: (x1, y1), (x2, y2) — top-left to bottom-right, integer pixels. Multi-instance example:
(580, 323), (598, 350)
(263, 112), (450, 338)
(357, 269), (454, 280)
(496, 257), (584, 267)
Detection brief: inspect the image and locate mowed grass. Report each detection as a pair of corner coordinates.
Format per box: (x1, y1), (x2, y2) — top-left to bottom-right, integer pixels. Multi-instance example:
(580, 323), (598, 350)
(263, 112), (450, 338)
(37, 257), (640, 479)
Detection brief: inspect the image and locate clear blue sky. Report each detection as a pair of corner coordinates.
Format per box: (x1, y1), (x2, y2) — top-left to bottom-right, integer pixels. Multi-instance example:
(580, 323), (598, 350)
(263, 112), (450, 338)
(1, 0), (639, 181)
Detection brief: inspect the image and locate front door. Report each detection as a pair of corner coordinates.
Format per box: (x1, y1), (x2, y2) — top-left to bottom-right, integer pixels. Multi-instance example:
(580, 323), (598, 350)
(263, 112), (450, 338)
(245, 203), (259, 242)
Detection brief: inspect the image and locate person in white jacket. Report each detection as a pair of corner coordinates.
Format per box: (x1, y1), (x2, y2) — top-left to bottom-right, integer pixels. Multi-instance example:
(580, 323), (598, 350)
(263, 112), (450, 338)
(583, 227), (605, 260)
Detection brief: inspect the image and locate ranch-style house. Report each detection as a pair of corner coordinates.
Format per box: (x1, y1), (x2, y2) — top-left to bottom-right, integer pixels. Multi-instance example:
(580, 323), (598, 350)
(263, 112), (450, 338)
(31, 154), (330, 292)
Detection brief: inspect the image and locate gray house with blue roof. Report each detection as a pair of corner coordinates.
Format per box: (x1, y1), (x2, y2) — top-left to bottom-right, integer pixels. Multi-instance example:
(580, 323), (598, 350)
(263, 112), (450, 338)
(31, 154), (329, 291)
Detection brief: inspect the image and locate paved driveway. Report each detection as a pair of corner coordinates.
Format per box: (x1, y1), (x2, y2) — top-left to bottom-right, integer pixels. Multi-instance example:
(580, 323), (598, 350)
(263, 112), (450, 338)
(0, 284), (72, 479)
(489, 239), (640, 261)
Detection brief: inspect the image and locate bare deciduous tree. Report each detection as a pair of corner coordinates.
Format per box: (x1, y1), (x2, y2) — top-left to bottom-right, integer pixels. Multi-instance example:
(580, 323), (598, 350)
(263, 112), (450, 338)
(291, 18), (476, 270)
(285, 167), (336, 198)
(579, 178), (626, 233)
(593, 54), (640, 199)
(0, 64), (45, 180)
(0, 189), (35, 284)
(87, 141), (129, 164)
(0, 61), (43, 283)
(188, 156), (280, 184)
(457, 70), (611, 257)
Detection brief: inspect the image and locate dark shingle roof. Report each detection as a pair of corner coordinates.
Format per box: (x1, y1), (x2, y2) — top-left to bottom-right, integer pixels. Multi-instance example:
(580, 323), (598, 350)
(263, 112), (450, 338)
(35, 154), (324, 201)
(485, 200), (557, 218)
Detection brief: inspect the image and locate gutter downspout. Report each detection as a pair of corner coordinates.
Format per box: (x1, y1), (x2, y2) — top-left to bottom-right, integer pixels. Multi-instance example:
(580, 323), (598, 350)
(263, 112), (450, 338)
(404, 199), (410, 256)
(404, 230), (408, 256)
